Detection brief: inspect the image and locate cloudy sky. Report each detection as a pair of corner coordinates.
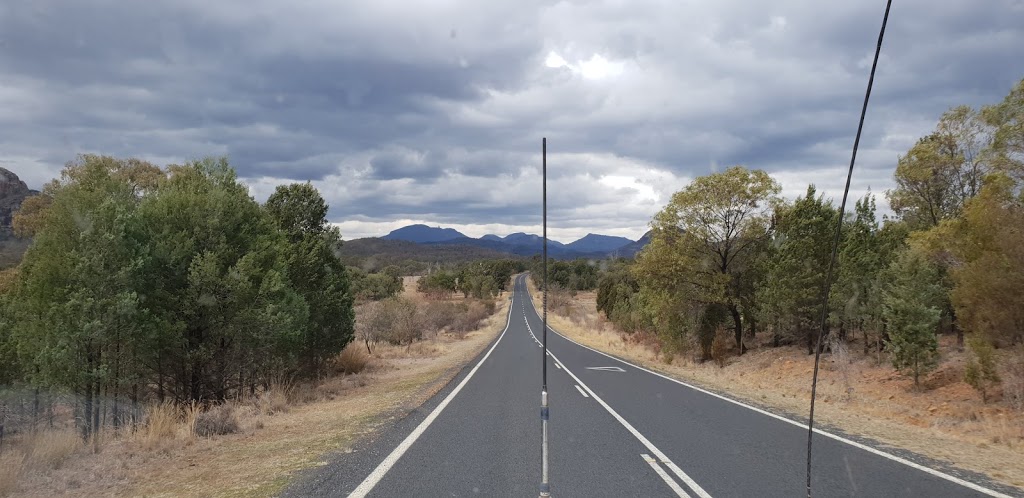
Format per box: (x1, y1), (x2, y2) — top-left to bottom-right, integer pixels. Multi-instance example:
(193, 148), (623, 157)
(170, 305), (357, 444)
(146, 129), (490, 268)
(2, 1), (1023, 243)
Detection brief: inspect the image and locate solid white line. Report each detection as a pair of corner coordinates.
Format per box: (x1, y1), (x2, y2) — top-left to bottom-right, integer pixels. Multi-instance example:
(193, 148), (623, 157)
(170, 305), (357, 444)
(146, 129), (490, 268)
(642, 454), (691, 498)
(524, 324), (712, 498)
(521, 285), (1014, 498)
(348, 293), (515, 498)
(574, 384), (590, 398)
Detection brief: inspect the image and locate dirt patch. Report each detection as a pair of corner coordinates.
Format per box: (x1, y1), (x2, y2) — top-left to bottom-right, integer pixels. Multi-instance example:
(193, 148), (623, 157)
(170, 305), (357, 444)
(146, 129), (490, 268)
(525, 277), (1024, 491)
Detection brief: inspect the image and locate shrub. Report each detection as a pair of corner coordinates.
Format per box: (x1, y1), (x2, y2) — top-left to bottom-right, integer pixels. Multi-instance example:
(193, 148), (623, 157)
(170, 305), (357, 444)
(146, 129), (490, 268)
(383, 298), (420, 345)
(965, 336), (1000, 403)
(419, 301), (459, 334)
(1005, 347), (1024, 412)
(194, 404), (239, 437)
(711, 327), (731, 368)
(450, 300), (492, 337)
(259, 387), (290, 415)
(332, 342), (371, 375)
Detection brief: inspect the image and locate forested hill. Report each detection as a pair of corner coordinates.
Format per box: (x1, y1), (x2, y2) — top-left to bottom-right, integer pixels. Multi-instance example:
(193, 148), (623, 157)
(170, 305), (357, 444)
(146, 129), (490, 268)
(337, 237), (511, 274)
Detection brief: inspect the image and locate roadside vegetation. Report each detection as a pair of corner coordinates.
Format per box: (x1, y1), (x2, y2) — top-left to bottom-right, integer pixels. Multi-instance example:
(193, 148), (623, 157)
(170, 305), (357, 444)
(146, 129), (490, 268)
(528, 78), (1024, 488)
(0, 156), (515, 496)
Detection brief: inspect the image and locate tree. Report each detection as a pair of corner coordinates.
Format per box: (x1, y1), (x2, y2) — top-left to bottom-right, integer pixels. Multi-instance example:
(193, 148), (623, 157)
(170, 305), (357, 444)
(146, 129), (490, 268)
(887, 106), (992, 231)
(133, 159), (309, 402)
(4, 156), (159, 433)
(758, 185), (839, 353)
(637, 166), (781, 354)
(831, 194), (887, 354)
(882, 249), (942, 387)
(981, 78), (1024, 182)
(266, 183), (356, 375)
(964, 336), (1000, 403)
(350, 268), (404, 301)
(931, 173), (1024, 347)
(418, 270), (458, 299)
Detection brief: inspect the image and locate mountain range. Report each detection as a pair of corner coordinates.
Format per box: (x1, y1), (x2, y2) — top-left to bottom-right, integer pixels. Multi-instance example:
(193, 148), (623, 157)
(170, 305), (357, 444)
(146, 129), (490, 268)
(372, 224), (649, 259)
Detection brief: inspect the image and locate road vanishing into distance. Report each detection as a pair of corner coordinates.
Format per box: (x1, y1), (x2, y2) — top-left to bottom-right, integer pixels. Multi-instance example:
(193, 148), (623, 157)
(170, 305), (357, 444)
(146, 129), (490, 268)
(286, 275), (1019, 498)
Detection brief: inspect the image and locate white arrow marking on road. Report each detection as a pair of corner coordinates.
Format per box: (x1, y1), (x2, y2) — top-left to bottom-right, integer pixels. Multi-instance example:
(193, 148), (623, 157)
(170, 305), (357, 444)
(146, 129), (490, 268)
(585, 366), (625, 372)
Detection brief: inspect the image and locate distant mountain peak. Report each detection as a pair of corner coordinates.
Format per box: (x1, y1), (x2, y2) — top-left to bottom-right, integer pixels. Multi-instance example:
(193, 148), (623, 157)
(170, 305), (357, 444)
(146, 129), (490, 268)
(382, 224), (467, 243)
(566, 233), (633, 253)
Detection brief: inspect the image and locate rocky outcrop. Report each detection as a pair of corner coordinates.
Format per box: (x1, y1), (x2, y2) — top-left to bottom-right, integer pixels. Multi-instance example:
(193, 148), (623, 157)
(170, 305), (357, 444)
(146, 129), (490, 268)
(0, 167), (37, 236)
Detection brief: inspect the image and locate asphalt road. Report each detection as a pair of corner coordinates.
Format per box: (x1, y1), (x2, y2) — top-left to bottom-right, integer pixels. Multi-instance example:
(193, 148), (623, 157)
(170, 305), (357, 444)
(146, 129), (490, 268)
(286, 275), (1020, 498)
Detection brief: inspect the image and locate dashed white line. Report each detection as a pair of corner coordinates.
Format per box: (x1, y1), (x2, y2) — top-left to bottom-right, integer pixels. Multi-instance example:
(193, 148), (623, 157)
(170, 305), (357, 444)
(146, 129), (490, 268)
(642, 454), (690, 498)
(524, 324), (711, 498)
(574, 384), (589, 398)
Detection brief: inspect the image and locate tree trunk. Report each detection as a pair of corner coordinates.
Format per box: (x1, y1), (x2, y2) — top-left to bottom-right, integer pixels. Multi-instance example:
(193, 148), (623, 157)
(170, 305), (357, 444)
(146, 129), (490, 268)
(82, 383), (93, 439)
(950, 306), (963, 349)
(32, 387), (39, 431)
(729, 304), (744, 354)
(92, 380), (100, 436)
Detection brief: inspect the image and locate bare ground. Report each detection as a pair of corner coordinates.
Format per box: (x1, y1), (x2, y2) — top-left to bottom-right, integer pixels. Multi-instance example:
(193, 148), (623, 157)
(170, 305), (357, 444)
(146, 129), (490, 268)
(4, 285), (509, 498)
(526, 277), (1024, 490)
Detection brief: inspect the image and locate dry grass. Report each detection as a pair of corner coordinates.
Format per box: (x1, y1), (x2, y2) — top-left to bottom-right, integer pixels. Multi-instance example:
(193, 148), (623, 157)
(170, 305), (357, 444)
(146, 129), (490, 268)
(0, 452), (25, 496)
(259, 386), (290, 416)
(524, 276), (1024, 490)
(140, 401), (180, 451)
(23, 430), (81, 469)
(6, 280), (511, 498)
(332, 342), (372, 375)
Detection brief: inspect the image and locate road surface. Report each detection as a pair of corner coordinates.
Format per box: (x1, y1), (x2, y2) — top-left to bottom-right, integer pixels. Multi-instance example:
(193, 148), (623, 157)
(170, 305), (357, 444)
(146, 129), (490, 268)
(286, 275), (1020, 497)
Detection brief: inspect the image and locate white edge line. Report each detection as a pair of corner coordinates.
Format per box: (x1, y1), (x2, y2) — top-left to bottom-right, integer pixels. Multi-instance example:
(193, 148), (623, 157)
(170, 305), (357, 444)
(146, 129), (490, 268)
(522, 283), (1015, 498)
(347, 291), (515, 498)
(574, 384), (590, 398)
(524, 322), (712, 498)
(643, 454), (691, 498)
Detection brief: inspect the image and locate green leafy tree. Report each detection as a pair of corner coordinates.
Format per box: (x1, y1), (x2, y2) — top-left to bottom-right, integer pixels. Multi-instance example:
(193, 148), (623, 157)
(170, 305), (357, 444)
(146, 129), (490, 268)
(350, 268), (404, 301)
(418, 270), (458, 298)
(758, 185), (839, 353)
(887, 106), (992, 231)
(636, 166), (781, 354)
(882, 249), (943, 387)
(596, 262), (644, 332)
(831, 194), (887, 353)
(266, 182), (356, 375)
(4, 156), (159, 433)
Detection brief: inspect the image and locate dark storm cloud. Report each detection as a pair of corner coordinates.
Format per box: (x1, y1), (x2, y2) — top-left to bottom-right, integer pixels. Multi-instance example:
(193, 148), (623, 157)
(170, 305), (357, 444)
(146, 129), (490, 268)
(2, 0), (1023, 239)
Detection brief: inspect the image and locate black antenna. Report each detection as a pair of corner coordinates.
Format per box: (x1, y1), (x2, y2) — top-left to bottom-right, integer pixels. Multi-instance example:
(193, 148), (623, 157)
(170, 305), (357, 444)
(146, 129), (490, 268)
(806, 1), (892, 496)
(540, 137), (550, 498)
